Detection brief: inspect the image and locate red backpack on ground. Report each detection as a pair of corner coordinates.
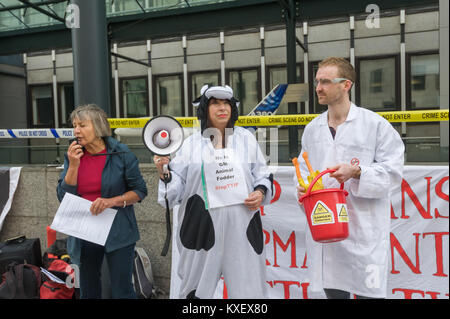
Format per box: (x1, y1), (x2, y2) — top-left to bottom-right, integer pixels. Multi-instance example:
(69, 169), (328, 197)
(40, 254), (75, 299)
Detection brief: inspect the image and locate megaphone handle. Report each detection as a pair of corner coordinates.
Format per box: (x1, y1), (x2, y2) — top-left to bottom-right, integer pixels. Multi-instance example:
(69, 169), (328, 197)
(163, 163), (171, 184)
(161, 182), (171, 256)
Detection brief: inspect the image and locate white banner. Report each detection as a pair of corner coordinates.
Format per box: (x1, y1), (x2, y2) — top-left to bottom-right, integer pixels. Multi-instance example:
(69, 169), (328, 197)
(0, 167), (22, 232)
(387, 166), (449, 299)
(170, 165), (449, 299)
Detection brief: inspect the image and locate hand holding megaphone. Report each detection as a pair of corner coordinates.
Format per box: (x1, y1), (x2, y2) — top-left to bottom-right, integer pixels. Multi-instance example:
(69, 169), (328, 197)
(153, 155), (171, 180)
(142, 115), (184, 184)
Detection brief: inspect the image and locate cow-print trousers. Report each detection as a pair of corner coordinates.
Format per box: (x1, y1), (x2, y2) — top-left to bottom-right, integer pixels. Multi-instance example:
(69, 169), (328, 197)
(176, 194), (267, 299)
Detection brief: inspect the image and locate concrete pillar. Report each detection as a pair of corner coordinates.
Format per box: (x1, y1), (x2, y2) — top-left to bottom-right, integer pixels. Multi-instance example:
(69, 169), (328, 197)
(71, 0), (111, 115)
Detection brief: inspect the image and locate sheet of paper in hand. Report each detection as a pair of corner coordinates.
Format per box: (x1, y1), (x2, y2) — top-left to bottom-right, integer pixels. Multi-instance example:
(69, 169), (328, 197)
(51, 193), (117, 246)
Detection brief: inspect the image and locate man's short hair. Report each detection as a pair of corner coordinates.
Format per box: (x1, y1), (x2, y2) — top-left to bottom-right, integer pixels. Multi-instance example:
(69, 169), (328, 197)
(318, 57), (356, 83)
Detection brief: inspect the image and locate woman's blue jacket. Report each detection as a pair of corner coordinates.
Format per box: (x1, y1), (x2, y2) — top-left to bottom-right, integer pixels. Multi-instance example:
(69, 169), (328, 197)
(56, 137), (147, 261)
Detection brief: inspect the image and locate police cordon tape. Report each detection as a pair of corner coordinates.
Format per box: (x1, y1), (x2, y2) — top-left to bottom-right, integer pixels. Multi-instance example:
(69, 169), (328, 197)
(0, 109), (448, 138)
(108, 109), (449, 128)
(0, 128), (74, 139)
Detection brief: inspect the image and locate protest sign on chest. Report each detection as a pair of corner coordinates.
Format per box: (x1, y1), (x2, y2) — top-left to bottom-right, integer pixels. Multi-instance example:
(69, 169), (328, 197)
(202, 148), (249, 209)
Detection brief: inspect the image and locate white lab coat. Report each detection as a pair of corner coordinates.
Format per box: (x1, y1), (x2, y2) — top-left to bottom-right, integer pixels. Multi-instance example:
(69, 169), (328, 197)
(296, 103), (404, 298)
(158, 126), (273, 298)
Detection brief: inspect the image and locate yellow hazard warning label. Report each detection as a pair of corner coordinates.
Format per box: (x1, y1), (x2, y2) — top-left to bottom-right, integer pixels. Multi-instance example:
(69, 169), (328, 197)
(311, 201), (335, 225)
(337, 204), (349, 223)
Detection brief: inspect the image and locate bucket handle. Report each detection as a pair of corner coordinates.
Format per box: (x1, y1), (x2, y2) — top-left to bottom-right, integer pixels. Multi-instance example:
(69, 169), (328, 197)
(305, 169), (344, 196)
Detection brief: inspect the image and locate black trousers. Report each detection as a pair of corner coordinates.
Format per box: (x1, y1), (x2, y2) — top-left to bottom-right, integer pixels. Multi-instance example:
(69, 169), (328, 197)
(324, 288), (383, 299)
(79, 240), (136, 299)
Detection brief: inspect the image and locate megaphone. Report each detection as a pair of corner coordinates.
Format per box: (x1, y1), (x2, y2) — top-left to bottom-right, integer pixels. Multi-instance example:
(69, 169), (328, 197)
(142, 115), (184, 258)
(142, 115), (184, 156)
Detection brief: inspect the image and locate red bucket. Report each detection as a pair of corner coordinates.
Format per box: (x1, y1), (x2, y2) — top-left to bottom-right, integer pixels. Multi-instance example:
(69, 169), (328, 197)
(299, 169), (349, 243)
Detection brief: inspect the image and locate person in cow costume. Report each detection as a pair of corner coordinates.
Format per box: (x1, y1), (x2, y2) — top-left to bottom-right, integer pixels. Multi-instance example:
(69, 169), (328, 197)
(155, 85), (273, 298)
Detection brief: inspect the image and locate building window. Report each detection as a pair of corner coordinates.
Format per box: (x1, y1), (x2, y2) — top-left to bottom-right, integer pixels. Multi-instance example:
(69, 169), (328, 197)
(191, 72), (219, 102)
(107, 0), (178, 13)
(31, 85), (54, 127)
(228, 69), (259, 116)
(357, 56), (398, 111)
(23, 8), (51, 26)
(155, 74), (183, 116)
(111, 0), (143, 13)
(0, 10), (23, 31)
(369, 69), (383, 93)
(410, 53), (439, 109)
(122, 77), (148, 118)
(59, 83), (75, 127)
(268, 65), (301, 115)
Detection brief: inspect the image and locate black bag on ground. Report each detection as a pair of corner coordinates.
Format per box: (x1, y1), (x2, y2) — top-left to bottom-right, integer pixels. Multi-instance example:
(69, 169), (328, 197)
(0, 236), (42, 274)
(0, 262), (41, 299)
(132, 247), (155, 299)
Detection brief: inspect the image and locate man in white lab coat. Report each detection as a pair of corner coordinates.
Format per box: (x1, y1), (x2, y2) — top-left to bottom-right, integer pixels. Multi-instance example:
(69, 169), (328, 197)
(296, 57), (404, 299)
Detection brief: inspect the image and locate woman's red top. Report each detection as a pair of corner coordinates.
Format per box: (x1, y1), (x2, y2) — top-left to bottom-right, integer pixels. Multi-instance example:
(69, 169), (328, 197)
(77, 149), (107, 201)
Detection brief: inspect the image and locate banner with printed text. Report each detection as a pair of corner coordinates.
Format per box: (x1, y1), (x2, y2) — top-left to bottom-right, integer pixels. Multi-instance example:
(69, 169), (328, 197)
(170, 165), (449, 299)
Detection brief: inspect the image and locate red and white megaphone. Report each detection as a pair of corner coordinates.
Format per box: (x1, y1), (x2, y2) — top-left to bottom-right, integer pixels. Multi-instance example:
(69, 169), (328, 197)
(142, 115), (184, 257)
(142, 115), (184, 156)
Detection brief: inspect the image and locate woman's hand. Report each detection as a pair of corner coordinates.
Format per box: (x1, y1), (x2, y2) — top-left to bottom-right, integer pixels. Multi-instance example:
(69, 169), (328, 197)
(244, 190), (265, 211)
(154, 155), (171, 180)
(67, 140), (84, 168)
(90, 197), (115, 216)
(64, 140), (84, 186)
(90, 192), (140, 215)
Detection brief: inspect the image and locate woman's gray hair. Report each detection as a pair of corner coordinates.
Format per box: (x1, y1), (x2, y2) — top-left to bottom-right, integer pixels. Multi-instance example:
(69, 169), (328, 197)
(69, 104), (111, 137)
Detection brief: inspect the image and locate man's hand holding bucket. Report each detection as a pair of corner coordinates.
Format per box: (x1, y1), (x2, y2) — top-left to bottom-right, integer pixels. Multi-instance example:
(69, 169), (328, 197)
(327, 163), (361, 184)
(297, 185), (306, 204)
(296, 163), (360, 203)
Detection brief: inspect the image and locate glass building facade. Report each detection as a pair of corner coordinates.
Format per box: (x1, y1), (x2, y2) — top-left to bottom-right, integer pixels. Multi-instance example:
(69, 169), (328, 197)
(0, 1), (447, 165)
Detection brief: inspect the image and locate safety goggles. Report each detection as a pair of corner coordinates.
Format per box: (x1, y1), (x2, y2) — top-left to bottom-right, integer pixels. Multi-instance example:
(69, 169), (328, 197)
(314, 77), (352, 87)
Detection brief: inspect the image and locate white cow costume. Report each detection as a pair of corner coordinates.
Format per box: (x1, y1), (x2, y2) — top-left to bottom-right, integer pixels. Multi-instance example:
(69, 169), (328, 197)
(158, 86), (273, 299)
(296, 103), (404, 298)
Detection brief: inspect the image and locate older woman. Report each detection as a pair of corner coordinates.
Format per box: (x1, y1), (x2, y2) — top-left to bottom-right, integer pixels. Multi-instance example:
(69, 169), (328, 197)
(57, 104), (147, 299)
(154, 85), (273, 299)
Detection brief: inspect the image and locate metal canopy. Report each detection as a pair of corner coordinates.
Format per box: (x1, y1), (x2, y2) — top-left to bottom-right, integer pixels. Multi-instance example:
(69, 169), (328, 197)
(0, 0), (438, 56)
(0, 0), (68, 31)
(0, 0), (239, 33)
